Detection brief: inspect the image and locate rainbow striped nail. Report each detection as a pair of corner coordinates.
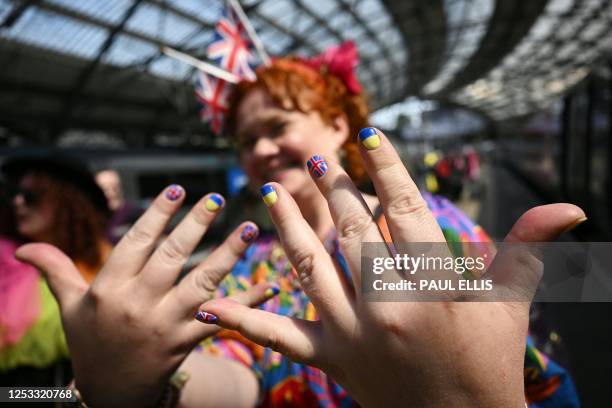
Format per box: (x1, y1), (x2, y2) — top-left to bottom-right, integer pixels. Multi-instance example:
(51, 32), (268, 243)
(358, 127), (381, 150)
(165, 184), (184, 201)
(195, 311), (218, 324)
(241, 224), (258, 243)
(205, 194), (224, 212)
(265, 286), (280, 298)
(260, 184), (277, 207)
(307, 155), (328, 178)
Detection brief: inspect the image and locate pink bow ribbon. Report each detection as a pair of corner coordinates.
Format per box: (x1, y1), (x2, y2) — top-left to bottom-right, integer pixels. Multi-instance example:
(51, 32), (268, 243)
(303, 41), (362, 94)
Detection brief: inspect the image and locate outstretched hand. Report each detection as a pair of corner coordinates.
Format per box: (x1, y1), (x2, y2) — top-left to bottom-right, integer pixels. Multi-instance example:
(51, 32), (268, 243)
(199, 128), (585, 407)
(16, 187), (277, 407)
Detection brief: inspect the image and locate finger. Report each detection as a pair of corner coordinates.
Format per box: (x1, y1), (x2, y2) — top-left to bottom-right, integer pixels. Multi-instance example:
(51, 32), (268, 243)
(105, 184), (186, 279)
(486, 204), (586, 302)
(15, 243), (87, 310)
(172, 222), (259, 309)
(260, 182), (356, 330)
(357, 127), (445, 244)
(141, 193), (225, 293)
(306, 154), (384, 293)
(195, 298), (322, 366)
(181, 282), (280, 343)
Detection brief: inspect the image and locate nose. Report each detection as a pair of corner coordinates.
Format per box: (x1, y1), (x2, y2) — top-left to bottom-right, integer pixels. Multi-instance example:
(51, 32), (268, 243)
(253, 136), (280, 157)
(13, 193), (25, 208)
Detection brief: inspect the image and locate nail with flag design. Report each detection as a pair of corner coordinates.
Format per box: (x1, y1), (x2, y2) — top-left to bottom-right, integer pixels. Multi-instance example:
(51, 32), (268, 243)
(307, 155), (328, 178)
(260, 184), (277, 207)
(205, 194), (224, 212)
(195, 311), (219, 324)
(358, 127), (381, 150)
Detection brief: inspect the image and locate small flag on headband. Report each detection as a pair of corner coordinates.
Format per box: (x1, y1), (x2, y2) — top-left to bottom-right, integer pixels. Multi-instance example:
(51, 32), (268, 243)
(195, 6), (257, 134)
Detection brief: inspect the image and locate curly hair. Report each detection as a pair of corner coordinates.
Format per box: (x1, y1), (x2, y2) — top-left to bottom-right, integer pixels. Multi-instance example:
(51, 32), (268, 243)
(225, 57), (371, 187)
(23, 172), (109, 268)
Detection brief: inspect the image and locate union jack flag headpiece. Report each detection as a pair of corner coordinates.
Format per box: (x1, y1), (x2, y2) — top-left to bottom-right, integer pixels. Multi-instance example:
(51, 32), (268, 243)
(195, 4), (362, 136)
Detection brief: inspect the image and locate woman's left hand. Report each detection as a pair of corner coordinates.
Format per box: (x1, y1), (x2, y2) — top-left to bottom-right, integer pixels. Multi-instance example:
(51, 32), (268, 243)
(198, 128), (586, 407)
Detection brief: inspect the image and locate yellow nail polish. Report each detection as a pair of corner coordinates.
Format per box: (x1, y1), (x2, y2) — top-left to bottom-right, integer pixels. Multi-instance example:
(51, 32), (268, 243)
(205, 194), (224, 212)
(358, 127), (381, 150)
(265, 286), (280, 297)
(260, 184), (277, 207)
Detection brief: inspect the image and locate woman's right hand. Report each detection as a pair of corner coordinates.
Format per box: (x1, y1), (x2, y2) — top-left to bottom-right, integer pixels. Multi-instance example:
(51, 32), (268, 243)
(16, 186), (276, 407)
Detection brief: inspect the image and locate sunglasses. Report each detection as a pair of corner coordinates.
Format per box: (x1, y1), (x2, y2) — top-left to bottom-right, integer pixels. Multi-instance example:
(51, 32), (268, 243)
(12, 188), (42, 207)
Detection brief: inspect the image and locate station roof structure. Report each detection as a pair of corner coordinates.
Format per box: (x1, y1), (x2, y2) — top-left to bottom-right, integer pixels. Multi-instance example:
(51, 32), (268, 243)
(1, 0), (611, 148)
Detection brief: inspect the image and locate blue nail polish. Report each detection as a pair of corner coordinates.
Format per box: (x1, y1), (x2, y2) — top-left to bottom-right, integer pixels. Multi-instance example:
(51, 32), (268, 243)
(260, 184), (278, 207)
(195, 311), (218, 324)
(307, 155), (328, 178)
(358, 127), (381, 150)
(205, 193), (224, 212)
(165, 184), (184, 201)
(241, 224), (258, 243)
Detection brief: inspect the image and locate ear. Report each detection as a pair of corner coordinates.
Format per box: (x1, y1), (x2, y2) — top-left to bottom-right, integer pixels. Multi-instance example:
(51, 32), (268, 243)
(330, 114), (350, 149)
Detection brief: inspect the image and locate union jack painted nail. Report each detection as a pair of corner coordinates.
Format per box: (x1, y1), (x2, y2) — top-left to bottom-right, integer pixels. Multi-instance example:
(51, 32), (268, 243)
(240, 224), (259, 243)
(307, 155), (328, 178)
(165, 184), (184, 201)
(195, 311), (218, 324)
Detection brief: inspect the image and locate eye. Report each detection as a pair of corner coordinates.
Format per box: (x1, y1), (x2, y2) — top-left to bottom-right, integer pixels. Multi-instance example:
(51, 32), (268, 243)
(269, 120), (288, 138)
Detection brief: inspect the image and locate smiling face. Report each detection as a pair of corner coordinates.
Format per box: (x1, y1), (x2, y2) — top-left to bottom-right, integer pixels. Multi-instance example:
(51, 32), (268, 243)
(235, 87), (348, 197)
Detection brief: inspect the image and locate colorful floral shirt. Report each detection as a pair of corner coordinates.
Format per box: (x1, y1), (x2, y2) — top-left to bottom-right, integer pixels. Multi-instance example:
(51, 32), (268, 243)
(201, 193), (579, 407)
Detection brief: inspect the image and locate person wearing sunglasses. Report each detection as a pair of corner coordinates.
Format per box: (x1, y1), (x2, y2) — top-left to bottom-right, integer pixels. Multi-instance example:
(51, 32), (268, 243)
(0, 155), (113, 385)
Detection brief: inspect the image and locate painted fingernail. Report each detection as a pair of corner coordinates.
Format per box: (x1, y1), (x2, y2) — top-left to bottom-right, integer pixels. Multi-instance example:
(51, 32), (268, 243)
(260, 184), (278, 207)
(307, 155), (328, 178)
(195, 311), (218, 324)
(265, 285), (280, 298)
(562, 216), (587, 233)
(358, 127), (381, 150)
(165, 184), (184, 201)
(205, 193), (224, 212)
(240, 224), (259, 243)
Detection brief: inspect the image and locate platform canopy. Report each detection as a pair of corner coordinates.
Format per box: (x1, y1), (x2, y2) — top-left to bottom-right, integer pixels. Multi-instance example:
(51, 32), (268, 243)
(0, 0), (611, 148)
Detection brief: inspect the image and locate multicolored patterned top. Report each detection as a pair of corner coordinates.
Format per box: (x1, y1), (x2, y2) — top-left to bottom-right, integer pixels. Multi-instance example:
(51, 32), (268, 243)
(201, 193), (579, 407)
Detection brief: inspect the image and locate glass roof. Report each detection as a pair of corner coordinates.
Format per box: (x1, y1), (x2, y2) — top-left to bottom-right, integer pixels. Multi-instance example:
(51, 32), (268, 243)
(2, 0), (612, 147)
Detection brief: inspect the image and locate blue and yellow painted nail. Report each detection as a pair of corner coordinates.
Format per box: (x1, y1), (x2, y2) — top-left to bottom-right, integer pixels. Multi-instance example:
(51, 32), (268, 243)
(194, 311), (218, 324)
(358, 127), (381, 150)
(265, 285), (280, 298)
(260, 184), (277, 207)
(205, 194), (224, 212)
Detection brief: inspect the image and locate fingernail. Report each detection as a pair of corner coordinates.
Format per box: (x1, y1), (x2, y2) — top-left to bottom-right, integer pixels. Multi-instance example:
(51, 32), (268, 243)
(358, 127), (381, 150)
(307, 155), (328, 178)
(205, 193), (224, 212)
(240, 224), (259, 243)
(562, 216), (587, 233)
(165, 184), (184, 201)
(195, 311), (218, 324)
(260, 184), (278, 207)
(265, 285), (280, 298)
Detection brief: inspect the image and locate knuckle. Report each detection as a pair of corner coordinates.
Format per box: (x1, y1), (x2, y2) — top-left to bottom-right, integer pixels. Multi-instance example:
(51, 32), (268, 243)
(337, 211), (373, 241)
(158, 237), (187, 265)
(261, 327), (287, 354)
(193, 269), (219, 295)
(292, 250), (316, 283)
(386, 192), (430, 220)
(125, 225), (154, 246)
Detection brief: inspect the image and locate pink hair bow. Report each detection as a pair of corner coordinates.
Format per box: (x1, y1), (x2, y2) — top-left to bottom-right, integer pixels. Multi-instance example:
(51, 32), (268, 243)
(303, 41), (362, 94)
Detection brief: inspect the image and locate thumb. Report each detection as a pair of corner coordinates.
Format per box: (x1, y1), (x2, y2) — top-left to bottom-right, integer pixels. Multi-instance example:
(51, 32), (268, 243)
(15, 243), (87, 310)
(486, 204), (586, 301)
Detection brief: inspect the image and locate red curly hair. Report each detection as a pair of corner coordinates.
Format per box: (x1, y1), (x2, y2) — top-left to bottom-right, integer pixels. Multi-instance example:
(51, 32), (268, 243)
(225, 57), (371, 187)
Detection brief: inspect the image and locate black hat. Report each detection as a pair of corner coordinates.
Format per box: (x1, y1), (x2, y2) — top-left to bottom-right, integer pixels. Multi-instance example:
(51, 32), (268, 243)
(1, 153), (111, 216)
